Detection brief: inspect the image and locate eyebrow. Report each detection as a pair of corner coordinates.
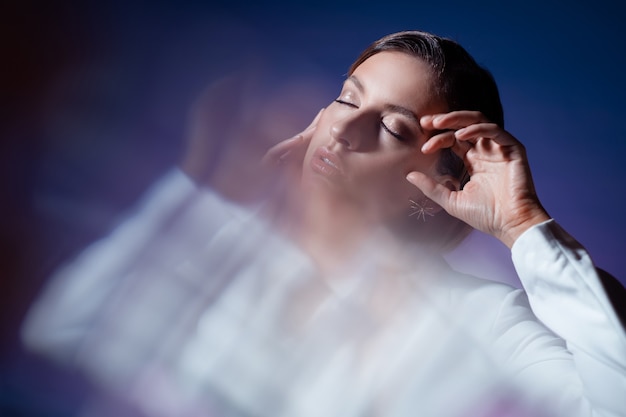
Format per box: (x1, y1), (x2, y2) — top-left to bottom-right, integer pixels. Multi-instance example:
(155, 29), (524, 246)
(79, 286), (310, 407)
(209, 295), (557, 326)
(346, 75), (424, 134)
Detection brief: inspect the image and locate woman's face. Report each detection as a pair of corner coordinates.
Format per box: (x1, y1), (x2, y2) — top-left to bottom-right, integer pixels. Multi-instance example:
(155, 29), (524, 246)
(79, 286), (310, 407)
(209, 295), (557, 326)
(301, 51), (451, 223)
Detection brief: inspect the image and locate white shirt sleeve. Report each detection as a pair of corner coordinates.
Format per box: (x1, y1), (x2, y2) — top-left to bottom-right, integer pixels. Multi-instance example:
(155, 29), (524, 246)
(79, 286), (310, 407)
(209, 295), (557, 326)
(21, 169), (252, 363)
(510, 219), (626, 417)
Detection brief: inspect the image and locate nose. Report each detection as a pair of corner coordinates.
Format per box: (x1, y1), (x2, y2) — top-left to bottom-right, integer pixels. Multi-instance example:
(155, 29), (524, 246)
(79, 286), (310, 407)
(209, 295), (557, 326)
(329, 111), (372, 151)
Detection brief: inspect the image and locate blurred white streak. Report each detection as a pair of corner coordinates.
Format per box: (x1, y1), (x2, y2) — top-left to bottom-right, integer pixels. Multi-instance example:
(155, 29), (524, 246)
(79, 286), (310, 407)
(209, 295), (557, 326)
(23, 168), (560, 417)
(22, 64), (561, 417)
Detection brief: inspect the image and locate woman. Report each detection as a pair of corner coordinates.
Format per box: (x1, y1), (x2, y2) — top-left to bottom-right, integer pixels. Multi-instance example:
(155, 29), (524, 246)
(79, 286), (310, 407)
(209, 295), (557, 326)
(23, 31), (626, 417)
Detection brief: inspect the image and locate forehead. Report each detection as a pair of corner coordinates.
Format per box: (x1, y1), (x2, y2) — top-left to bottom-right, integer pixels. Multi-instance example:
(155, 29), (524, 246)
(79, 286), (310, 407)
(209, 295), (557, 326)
(350, 51), (443, 110)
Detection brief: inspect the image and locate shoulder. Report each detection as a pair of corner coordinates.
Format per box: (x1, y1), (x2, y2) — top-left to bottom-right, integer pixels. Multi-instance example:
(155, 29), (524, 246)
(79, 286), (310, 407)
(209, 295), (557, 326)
(433, 263), (525, 310)
(426, 262), (547, 338)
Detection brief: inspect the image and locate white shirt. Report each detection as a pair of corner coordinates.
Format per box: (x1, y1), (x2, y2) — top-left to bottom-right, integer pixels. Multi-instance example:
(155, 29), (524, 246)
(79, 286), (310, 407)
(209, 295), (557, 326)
(22, 170), (626, 417)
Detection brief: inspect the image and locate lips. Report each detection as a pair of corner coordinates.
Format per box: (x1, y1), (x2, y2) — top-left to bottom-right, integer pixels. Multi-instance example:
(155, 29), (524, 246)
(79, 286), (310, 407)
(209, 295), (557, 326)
(310, 146), (343, 178)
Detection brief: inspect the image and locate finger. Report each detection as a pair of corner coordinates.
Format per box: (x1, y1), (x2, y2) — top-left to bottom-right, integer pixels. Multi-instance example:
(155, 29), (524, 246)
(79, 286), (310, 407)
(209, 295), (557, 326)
(421, 131), (472, 165)
(421, 111), (490, 131)
(262, 108), (324, 166)
(420, 129), (474, 157)
(406, 171), (454, 212)
(262, 134), (307, 166)
(454, 123), (520, 147)
(421, 130), (456, 154)
(307, 107), (325, 129)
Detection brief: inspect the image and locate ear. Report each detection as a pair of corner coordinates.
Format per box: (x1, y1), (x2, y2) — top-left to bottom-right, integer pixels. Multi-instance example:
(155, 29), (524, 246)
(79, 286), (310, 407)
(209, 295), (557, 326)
(438, 174), (461, 193)
(424, 174), (461, 214)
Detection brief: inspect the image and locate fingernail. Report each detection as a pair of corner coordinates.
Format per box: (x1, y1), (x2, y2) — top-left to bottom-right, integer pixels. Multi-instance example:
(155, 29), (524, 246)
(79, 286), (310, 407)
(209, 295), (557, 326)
(455, 128), (466, 136)
(278, 150), (291, 164)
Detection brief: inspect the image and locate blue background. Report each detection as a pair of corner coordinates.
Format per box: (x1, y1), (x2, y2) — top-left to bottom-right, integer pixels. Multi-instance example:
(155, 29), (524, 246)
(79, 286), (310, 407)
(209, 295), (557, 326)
(1, 0), (625, 414)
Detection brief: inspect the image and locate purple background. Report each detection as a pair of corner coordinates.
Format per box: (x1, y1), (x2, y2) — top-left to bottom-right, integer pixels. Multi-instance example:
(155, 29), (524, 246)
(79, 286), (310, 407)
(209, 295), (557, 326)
(2, 0), (625, 414)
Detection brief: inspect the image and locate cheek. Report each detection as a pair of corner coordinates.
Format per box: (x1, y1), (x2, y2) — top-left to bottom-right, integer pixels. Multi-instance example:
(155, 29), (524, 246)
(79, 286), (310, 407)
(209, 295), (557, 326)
(405, 150), (442, 178)
(357, 154), (416, 195)
(380, 150), (437, 178)
(367, 152), (438, 198)
(359, 167), (420, 219)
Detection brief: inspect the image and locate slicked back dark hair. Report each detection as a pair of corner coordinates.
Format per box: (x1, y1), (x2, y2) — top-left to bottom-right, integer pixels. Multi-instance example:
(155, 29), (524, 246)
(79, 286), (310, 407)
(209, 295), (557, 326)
(349, 31), (504, 187)
(349, 31), (504, 127)
(348, 31), (504, 250)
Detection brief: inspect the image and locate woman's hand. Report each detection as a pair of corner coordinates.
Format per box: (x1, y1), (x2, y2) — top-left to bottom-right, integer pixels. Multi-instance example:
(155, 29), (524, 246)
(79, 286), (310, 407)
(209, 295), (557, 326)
(406, 111), (550, 248)
(180, 74), (322, 205)
(261, 108), (323, 170)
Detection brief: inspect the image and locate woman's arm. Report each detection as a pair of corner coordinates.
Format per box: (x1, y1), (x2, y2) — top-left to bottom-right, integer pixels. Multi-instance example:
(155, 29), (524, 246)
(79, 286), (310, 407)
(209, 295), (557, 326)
(21, 82), (322, 363)
(407, 112), (626, 416)
(21, 169), (248, 362)
(506, 220), (626, 416)
(406, 111), (550, 247)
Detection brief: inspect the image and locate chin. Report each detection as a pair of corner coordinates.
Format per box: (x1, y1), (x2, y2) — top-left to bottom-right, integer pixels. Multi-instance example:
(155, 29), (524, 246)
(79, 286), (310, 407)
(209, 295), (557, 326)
(301, 170), (345, 194)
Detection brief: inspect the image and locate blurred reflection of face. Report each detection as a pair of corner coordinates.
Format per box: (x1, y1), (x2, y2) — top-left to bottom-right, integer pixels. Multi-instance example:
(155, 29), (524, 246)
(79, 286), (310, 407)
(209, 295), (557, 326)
(301, 51), (449, 223)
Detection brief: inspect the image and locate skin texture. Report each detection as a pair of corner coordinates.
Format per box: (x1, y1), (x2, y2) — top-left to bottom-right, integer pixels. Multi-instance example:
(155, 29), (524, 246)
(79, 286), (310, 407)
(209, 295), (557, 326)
(410, 112), (550, 248)
(299, 52), (457, 225)
(183, 50), (550, 266)
(268, 52), (550, 250)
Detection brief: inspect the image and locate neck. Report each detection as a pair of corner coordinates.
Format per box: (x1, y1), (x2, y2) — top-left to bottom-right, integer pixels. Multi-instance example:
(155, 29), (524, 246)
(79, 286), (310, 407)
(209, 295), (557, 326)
(261, 184), (443, 299)
(274, 185), (377, 276)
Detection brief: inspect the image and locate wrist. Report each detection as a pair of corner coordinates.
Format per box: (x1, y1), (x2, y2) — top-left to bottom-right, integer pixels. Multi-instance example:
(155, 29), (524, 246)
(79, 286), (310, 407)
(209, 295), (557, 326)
(499, 208), (551, 249)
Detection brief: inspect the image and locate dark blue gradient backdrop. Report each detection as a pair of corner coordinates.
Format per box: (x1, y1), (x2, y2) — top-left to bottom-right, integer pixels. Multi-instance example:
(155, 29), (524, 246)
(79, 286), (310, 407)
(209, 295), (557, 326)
(2, 0), (625, 414)
(2, 1), (625, 407)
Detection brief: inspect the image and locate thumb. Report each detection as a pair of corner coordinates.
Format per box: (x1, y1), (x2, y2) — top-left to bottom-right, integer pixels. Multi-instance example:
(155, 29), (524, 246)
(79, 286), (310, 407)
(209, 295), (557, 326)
(406, 171), (454, 212)
(262, 108), (324, 167)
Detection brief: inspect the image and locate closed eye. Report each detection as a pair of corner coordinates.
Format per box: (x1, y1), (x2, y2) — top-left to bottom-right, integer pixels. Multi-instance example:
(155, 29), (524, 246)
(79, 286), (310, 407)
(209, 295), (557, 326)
(381, 121), (405, 141)
(334, 98), (358, 108)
